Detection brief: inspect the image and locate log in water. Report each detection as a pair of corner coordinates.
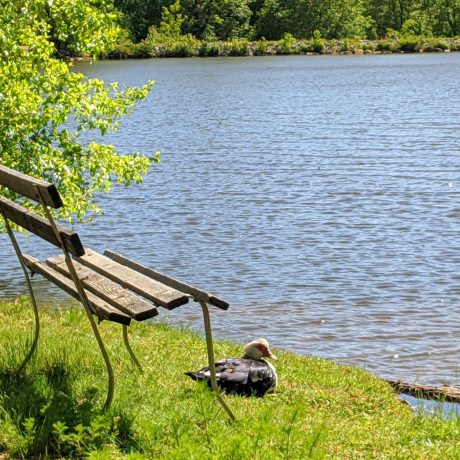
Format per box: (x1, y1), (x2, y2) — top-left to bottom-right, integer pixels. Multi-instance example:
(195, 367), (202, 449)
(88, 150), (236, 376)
(386, 380), (460, 403)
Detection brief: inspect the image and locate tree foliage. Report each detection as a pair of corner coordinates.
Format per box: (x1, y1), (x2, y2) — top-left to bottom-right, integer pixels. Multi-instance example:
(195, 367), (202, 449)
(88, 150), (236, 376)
(116, 0), (460, 40)
(113, 0), (166, 42)
(179, 0), (252, 39)
(0, 0), (154, 224)
(159, 0), (187, 37)
(44, 0), (121, 57)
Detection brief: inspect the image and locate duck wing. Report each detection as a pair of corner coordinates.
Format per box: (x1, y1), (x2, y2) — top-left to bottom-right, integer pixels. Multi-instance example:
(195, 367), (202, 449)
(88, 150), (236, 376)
(186, 358), (277, 397)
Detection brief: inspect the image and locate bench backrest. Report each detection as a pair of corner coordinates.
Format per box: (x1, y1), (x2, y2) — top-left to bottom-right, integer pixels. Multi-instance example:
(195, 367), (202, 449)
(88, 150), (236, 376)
(0, 164), (85, 256)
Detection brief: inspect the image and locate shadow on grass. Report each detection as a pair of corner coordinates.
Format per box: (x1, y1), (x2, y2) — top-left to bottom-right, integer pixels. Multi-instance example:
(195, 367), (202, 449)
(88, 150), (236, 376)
(0, 355), (137, 458)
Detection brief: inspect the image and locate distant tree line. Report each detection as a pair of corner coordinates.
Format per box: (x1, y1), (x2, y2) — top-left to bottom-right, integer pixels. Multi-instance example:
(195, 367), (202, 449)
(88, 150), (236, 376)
(114, 0), (460, 42)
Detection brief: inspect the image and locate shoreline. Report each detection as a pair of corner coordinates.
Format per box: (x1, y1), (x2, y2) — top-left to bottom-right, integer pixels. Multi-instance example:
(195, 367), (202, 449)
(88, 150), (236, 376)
(6, 296), (460, 400)
(3, 294), (460, 393)
(103, 36), (460, 59)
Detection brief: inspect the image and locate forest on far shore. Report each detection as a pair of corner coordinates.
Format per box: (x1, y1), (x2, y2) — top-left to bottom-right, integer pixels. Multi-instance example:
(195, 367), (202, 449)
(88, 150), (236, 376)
(114, 0), (460, 42)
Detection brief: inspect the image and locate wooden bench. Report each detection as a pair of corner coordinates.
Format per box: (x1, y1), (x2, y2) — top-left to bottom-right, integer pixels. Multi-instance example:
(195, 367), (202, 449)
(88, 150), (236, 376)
(0, 164), (235, 419)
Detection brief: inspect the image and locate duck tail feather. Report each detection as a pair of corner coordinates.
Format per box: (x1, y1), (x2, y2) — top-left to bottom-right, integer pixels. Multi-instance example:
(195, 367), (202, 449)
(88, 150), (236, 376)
(184, 371), (201, 381)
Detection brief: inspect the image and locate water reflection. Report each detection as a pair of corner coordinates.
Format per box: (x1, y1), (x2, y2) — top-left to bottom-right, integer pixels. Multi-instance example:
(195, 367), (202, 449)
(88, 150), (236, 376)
(401, 394), (460, 420)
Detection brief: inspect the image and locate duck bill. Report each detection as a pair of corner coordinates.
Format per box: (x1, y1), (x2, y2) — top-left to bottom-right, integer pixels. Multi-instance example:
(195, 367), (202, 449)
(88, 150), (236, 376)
(267, 351), (278, 360)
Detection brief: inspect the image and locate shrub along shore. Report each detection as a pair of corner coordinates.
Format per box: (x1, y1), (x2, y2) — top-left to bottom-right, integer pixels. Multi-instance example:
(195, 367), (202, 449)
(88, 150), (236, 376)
(104, 34), (460, 59)
(1, 298), (460, 458)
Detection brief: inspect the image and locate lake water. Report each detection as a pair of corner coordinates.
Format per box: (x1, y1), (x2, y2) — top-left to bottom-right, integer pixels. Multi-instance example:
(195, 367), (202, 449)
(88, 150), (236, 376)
(1, 53), (460, 386)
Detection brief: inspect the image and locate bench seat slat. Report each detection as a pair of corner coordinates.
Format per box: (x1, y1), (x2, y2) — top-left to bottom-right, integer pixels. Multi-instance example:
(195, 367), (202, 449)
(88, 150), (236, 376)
(0, 164), (63, 208)
(76, 249), (189, 310)
(0, 197), (85, 257)
(105, 250), (230, 311)
(23, 255), (131, 325)
(47, 255), (158, 321)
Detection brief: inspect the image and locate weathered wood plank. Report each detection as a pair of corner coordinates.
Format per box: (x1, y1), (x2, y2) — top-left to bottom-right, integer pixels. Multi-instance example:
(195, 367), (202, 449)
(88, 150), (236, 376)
(0, 164), (63, 208)
(105, 250), (230, 311)
(23, 255), (131, 325)
(0, 197), (85, 257)
(385, 379), (460, 403)
(47, 255), (158, 321)
(76, 249), (189, 310)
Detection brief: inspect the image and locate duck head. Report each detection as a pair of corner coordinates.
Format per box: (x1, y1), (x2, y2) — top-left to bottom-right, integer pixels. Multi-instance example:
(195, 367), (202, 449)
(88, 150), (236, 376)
(243, 338), (277, 361)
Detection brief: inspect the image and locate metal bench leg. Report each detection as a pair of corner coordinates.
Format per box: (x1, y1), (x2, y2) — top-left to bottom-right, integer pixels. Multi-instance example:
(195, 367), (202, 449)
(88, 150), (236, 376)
(198, 300), (235, 421)
(122, 324), (143, 372)
(82, 299), (115, 412)
(1, 211), (40, 374)
(49, 242), (115, 411)
(39, 199), (115, 412)
(60, 255), (115, 412)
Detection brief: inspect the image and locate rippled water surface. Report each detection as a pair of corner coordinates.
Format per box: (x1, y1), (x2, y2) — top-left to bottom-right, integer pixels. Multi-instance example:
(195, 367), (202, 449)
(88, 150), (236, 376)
(2, 54), (460, 385)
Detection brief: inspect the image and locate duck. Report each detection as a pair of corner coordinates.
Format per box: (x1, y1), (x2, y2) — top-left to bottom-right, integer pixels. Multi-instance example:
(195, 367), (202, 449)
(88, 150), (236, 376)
(185, 338), (278, 397)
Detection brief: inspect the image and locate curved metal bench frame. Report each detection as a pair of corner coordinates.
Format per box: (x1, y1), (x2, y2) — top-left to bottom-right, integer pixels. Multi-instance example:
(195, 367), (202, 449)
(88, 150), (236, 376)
(0, 165), (235, 419)
(1, 208), (40, 374)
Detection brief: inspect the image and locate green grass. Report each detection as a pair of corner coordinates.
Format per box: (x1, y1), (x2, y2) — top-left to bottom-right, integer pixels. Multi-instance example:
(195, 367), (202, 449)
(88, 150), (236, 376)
(1, 298), (460, 459)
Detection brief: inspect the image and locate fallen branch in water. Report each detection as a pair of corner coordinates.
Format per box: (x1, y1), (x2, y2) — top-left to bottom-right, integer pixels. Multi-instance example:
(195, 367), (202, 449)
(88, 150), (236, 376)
(385, 379), (460, 403)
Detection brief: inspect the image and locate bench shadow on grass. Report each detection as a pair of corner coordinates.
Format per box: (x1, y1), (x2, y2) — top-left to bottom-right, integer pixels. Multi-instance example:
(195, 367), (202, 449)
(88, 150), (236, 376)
(0, 347), (137, 458)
